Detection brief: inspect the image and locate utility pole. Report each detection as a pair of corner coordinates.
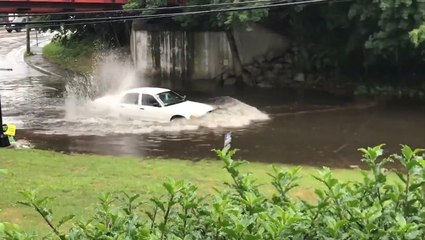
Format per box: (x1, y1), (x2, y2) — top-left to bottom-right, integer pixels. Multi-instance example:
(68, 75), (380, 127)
(0, 68), (11, 147)
(26, 16), (30, 55)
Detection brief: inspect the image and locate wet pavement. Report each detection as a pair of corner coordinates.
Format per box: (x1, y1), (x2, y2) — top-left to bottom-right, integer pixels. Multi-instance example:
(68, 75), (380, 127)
(1, 30), (424, 168)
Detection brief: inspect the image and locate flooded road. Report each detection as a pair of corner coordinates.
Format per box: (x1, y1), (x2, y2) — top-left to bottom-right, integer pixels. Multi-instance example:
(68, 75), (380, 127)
(1, 31), (424, 168)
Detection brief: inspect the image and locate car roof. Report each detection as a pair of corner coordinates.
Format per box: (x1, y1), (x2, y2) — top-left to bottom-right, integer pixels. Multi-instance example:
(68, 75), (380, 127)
(124, 87), (170, 95)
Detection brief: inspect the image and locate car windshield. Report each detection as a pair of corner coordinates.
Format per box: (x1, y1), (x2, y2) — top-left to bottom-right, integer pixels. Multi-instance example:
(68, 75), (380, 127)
(157, 91), (186, 106)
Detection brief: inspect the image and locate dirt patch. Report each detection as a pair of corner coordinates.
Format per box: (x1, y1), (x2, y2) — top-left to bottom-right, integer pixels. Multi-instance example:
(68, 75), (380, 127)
(0, 207), (26, 224)
(291, 188), (317, 203)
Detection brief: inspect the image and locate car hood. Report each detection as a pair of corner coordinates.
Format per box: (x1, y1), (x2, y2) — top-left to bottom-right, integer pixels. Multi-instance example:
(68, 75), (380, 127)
(165, 100), (214, 117)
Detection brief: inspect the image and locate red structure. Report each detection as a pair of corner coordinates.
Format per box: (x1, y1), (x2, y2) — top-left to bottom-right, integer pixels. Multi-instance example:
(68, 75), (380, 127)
(0, 0), (128, 13)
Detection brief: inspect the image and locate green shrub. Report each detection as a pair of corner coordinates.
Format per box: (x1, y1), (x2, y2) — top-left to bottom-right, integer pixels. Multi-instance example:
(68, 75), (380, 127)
(1, 145), (424, 239)
(42, 40), (96, 74)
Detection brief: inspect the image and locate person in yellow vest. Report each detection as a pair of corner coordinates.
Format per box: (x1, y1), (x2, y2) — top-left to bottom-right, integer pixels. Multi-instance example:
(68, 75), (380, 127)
(2, 124), (16, 144)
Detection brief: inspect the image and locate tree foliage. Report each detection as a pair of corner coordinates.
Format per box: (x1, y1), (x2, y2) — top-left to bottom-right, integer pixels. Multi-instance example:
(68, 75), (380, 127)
(410, 23), (425, 46)
(35, 14), (131, 48)
(176, 0), (268, 30)
(279, 0), (425, 78)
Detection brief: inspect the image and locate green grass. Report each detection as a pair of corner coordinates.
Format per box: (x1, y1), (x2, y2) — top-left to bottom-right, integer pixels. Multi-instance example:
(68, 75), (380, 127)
(42, 40), (95, 74)
(0, 148), (369, 234)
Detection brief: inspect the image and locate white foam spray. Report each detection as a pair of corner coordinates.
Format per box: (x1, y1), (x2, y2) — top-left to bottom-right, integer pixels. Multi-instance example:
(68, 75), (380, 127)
(58, 52), (269, 136)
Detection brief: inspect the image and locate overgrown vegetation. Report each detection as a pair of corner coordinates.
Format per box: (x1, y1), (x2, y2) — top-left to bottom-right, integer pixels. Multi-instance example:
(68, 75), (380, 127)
(135, 0), (425, 93)
(37, 0), (425, 94)
(0, 148), (365, 234)
(1, 145), (424, 239)
(42, 39), (97, 74)
(410, 23), (425, 47)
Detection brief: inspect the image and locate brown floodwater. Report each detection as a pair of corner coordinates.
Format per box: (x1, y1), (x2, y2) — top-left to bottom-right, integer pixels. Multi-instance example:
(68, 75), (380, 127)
(1, 31), (424, 168)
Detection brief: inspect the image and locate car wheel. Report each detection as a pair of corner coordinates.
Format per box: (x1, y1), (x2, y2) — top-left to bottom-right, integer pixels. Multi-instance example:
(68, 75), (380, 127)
(6, 29), (12, 33)
(170, 115), (185, 122)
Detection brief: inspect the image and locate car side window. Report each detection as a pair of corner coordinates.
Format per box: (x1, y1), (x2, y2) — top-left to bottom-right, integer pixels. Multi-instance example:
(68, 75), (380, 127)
(142, 94), (161, 107)
(121, 93), (139, 105)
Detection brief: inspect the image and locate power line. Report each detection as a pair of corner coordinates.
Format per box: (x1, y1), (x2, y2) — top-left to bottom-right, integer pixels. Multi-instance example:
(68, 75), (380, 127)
(0, 0), (349, 27)
(0, 0), (305, 18)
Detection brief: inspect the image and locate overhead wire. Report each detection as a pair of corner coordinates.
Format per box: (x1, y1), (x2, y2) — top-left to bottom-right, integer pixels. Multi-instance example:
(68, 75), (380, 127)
(0, 0), (350, 27)
(0, 0), (312, 18)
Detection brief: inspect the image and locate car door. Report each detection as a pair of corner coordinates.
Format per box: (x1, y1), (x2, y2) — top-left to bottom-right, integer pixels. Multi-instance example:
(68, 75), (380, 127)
(141, 94), (171, 122)
(119, 92), (146, 119)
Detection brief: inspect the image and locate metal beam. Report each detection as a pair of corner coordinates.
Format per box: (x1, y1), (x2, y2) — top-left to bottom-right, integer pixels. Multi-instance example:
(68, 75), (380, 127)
(0, 2), (124, 13)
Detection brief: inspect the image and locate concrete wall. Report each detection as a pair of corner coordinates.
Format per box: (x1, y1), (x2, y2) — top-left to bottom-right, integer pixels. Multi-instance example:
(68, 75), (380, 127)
(130, 21), (289, 83)
(234, 25), (290, 64)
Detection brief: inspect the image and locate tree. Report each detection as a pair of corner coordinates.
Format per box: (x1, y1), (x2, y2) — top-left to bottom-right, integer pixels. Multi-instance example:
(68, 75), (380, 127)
(214, 4), (269, 85)
(410, 23), (425, 47)
(35, 13), (131, 47)
(350, 0), (425, 76)
(124, 0), (147, 9)
(281, 0), (425, 80)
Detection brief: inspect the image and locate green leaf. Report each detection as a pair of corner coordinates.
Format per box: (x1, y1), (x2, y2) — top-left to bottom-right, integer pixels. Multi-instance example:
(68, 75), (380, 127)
(413, 148), (425, 155)
(17, 201), (32, 207)
(19, 190), (37, 202)
(401, 145), (413, 161)
(395, 214), (406, 227)
(396, 172), (407, 183)
(151, 198), (165, 212)
(163, 182), (175, 195)
(406, 160), (419, 172)
(58, 214), (75, 228)
(405, 230), (423, 240)
(262, 221), (275, 236)
(245, 234), (261, 240)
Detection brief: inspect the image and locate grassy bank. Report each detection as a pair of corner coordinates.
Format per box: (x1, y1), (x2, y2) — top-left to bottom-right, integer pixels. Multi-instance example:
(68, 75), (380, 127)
(0, 148), (369, 234)
(42, 40), (96, 74)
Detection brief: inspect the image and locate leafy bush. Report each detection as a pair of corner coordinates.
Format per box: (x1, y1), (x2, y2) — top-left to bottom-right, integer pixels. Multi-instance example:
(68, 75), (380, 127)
(42, 40), (99, 74)
(1, 145), (424, 239)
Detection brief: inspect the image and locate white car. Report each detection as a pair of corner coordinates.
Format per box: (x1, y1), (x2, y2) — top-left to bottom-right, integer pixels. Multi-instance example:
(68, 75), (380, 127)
(117, 87), (215, 122)
(5, 16), (27, 33)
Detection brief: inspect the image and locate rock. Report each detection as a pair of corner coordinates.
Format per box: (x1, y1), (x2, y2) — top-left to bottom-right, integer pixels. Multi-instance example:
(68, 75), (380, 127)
(242, 75), (255, 86)
(275, 57), (286, 63)
(261, 63), (273, 71)
(255, 56), (265, 64)
(249, 68), (261, 78)
(266, 51), (275, 62)
(294, 73), (305, 82)
(274, 63), (284, 71)
(281, 77), (292, 84)
(223, 77), (236, 85)
(257, 82), (273, 88)
(244, 65), (256, 74)
(284, 54), (293, 64)
(256, 75), (265, 83)
(265, 70), (275, 81)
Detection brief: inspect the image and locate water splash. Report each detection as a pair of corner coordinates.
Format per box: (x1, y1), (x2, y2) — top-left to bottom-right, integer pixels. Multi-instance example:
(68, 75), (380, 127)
(9, 139), (33, 149)
(64, 51), (151, 119)
(58, 52), (269, 136)
(44, 95), (269, 136)
(64, 54), (142, 100)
